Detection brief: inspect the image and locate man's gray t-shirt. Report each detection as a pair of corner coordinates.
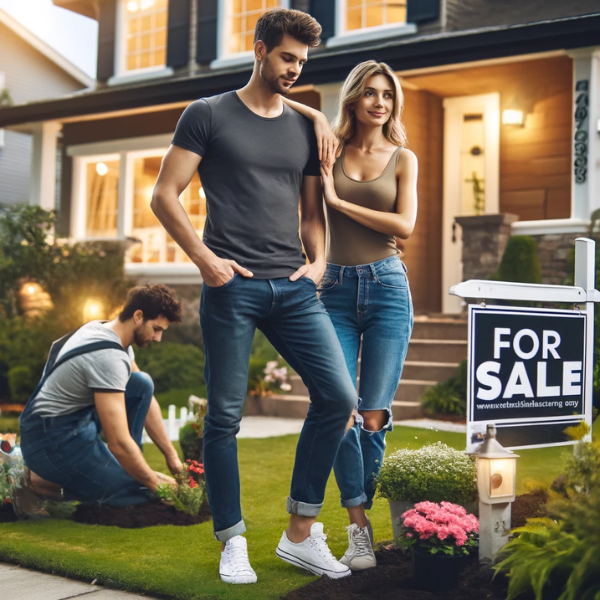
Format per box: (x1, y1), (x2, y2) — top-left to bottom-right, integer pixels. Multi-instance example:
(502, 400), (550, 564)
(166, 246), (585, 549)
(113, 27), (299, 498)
(172, 91), (321, 279)
(32, 321), (135, 417)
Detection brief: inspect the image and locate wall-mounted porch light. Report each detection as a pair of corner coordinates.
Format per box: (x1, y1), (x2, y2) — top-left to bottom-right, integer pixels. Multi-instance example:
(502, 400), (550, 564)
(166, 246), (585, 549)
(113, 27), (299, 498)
(502, 109), (524, 126)
(471, 424), (519, 561)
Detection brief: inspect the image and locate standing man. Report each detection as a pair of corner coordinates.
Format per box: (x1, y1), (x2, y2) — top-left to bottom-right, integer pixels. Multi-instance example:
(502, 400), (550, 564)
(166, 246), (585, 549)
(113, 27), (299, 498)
(151, 8), (356, 585)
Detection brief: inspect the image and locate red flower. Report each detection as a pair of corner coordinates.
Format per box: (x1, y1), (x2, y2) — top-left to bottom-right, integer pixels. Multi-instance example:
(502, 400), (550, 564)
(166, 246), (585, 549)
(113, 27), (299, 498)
(188, 477), (198, 489)
(3, 498), (11, 505)
(186, 460), (205, 475)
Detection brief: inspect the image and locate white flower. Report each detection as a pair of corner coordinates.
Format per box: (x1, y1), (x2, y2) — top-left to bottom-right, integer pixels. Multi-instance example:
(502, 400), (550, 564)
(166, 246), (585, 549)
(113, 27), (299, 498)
(280, 383), (292, 391)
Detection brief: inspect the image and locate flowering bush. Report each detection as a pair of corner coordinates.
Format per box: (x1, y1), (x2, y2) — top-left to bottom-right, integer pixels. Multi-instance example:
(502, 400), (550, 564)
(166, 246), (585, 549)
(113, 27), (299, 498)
(248, 358), (291, 396)
(156, 460), (205, 516)
(0, 453), (24, 508)
(376, 442), (477, 505)
(400, 501), (479, 556)
(179, 396), (207, 462)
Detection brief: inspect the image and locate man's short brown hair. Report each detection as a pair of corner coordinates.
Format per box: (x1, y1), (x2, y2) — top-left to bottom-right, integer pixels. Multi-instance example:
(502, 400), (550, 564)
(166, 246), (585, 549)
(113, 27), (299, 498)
(118, 284), (182, 323)
(254, 8), (321, 53)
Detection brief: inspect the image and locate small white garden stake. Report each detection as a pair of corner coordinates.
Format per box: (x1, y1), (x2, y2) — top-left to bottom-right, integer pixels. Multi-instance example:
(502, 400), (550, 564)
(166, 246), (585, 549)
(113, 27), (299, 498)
(472, 424), (519, 561)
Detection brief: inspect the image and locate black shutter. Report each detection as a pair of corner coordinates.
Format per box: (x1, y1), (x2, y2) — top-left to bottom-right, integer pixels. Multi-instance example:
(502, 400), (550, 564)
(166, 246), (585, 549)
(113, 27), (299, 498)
(97, 0), (117, 81)
(309, 0), (335, 42)
(167, 0), (191, 68)
(406, 0), (440, 24)
(196, 0), (218, 64)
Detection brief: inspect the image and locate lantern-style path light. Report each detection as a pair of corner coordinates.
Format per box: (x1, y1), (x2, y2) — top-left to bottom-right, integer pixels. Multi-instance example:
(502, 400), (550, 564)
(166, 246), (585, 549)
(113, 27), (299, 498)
(471, 424), (519, 561)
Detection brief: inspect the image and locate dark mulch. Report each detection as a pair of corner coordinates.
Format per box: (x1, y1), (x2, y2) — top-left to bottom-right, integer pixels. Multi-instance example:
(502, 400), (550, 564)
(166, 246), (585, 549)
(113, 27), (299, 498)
(283, 492), (549, 600)
(283, 548), (511, 600)
(73, 500), (212, 528)
(511, 489), (548, 529)
(0, 503), (18, 524)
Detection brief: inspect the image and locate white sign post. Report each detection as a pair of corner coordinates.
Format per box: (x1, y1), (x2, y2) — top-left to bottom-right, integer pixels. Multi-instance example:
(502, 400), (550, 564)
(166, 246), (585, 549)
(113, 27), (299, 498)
(450, 237), (599, 560)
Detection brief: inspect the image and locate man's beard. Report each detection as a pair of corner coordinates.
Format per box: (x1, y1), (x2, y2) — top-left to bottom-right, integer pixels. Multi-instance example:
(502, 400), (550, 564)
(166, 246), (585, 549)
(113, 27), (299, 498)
(261, 57), (291, 95)
(133, 327), (152, 348)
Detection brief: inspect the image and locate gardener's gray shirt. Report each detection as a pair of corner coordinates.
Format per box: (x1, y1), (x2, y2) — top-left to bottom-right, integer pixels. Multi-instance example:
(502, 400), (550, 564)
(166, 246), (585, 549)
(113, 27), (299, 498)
(31, 321), (135, 417)
(172, 91), (321, 279)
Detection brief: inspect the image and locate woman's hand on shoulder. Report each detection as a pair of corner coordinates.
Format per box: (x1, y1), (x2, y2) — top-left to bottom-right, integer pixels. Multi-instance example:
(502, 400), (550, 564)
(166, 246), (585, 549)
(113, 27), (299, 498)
(320, 161), (342, 209)
(314, 114), (340, 167)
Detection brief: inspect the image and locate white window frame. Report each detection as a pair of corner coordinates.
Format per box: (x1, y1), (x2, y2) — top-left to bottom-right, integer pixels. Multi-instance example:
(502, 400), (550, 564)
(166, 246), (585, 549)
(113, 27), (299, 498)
(111, 0), (173, 86)
(211, 0), (290, 69)
(0, 72), (5, 148)
(327, 0), (417, 48)
(68, 135), (202, 283)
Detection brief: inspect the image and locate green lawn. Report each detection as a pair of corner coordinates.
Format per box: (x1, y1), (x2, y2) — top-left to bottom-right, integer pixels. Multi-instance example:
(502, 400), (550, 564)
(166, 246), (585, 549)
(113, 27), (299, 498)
(0, 421), (596, 600)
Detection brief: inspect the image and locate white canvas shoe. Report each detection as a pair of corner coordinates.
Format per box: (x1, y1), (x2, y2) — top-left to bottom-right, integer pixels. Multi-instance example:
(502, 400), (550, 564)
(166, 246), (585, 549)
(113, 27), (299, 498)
(339, 523), (377, 570)
(276, 522), (352, 579)
(219, 535), (257, 584)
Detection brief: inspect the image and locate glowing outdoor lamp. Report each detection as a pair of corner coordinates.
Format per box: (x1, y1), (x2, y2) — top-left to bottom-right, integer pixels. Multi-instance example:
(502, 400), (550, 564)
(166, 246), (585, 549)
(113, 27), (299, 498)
(472, 424), (519, 561)
(83, 299), (103, 322)
(502, 109), (524, 126)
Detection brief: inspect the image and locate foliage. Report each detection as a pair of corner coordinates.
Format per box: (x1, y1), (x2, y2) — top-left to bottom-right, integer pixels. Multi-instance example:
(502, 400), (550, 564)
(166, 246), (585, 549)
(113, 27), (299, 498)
(495, 439), (600, 600)
(0, 204), (129, 401)
(155, 387), (207, 416)
(421, 359), (467, 416)
(134, 343), (205, 394)
(7, 366), (33, 403)
(494, 235), (542, 284)
(0, 88), (12, 108)
(376, 442), (477, 505)
(156, 460), (205, 516)
(0, 454), (24, 507)
(399, 501), (479, 556)
(178, 396), (207, 462)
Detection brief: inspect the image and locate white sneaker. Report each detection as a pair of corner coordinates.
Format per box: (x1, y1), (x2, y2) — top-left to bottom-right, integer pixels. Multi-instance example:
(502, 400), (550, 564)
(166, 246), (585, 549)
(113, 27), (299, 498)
(339, 523), (377, 570)
(219, 536), (257, 584)
(276, 522), (351, 579)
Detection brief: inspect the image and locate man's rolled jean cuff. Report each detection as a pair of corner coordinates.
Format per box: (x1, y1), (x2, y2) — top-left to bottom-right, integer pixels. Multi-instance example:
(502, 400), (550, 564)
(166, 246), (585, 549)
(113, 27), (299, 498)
(340, 492), (368, 509)
(286, 497), (322, 517)
(214, 519), (246, 542)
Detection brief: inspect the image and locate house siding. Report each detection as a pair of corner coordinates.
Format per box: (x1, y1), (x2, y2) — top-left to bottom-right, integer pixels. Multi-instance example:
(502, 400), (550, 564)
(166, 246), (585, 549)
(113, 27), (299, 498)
(445, 0), (600, 31)
(0, 21), (87, 205)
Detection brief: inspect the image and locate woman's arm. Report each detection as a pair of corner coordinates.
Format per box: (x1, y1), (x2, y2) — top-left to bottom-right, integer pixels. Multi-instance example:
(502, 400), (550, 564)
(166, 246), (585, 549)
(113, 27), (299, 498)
(320, 149), (418, 239)
(281, 96), (339, 166)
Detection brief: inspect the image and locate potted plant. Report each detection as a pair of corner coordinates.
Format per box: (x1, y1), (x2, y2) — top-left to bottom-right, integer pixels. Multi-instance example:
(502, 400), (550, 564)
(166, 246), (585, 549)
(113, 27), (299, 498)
(376, 442), (477, 540)
(178, 396), (207, 463)
(400, 501), (479, 592)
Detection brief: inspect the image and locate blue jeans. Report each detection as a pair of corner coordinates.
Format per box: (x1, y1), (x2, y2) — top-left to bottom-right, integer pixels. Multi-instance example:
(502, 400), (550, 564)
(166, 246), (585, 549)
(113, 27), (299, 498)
(200, 275), (356, 542)
(20, 371), (155, 507)
(319, 255), (414, 510)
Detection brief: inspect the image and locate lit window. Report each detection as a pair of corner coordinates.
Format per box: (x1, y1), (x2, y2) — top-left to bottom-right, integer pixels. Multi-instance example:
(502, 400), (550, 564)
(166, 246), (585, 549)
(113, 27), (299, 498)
(128, 154), (206, 264)
(125, 0), (168, 72)
(346, 0), (406, 32)
(228, 0), (280, 55)
(86, 160), (119, 237)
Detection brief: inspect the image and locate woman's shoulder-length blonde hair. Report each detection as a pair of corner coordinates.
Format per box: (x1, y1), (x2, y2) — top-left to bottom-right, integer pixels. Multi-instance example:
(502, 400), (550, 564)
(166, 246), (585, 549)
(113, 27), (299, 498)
(332, 60), (407, 148)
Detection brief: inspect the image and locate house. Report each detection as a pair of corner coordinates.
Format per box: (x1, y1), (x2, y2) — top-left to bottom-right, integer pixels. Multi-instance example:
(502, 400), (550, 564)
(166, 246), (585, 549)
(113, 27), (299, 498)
(0, 0), (599, 317)
(0, 8), (92, 207)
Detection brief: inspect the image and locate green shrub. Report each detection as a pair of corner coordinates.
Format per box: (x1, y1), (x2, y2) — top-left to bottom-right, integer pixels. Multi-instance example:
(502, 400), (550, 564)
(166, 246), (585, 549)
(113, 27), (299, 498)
(376, 442), (477, 505)
(495, 440), (600, 600)
(495, 235), (542, 284)
(179, 422), (203, 462)
(135, 343), (205, 394)
(156, 387), (206, 416)
(420, 360), (467, 416)
(7, 366), (33, 402)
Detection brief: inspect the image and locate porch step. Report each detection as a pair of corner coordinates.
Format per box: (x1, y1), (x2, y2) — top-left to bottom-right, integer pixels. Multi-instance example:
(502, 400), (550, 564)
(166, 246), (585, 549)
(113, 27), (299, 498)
(406, 339), (468, 363)
(290, 372), (448, 400)
(412, 317), (468, 340)
(402, 361), (460, 381)
(245, 394), (422, 421)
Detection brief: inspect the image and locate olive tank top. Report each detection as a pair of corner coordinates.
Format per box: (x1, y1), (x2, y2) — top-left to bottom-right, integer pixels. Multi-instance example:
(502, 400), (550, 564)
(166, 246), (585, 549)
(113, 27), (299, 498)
(327, 145), (401, 266)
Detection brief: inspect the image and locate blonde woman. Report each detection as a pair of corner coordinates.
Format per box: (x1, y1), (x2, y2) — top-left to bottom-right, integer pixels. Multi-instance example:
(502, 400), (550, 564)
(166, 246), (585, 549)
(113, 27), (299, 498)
(284, 61), (418, 569)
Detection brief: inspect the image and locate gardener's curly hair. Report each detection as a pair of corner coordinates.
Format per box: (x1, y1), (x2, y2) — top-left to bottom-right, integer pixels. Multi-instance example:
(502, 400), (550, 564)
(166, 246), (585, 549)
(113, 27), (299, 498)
(118, 284), (182, 323)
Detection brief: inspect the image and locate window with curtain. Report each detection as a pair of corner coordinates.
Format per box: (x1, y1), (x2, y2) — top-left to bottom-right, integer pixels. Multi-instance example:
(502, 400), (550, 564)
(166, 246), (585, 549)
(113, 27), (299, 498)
(85, 160), (120, 238)
(346, 0), (406, 31)
(227, 0), (281, 55)
(125, 0), (168, 71)
(128, 154), (206, 264)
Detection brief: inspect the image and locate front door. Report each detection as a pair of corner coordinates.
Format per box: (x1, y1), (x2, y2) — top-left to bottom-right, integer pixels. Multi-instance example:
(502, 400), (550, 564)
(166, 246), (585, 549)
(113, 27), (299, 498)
(442, 93), (500, 314)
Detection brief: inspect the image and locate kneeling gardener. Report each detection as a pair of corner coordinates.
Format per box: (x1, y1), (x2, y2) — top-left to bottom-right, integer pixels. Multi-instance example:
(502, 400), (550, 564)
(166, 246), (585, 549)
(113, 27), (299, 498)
(16, 284), (183, 514)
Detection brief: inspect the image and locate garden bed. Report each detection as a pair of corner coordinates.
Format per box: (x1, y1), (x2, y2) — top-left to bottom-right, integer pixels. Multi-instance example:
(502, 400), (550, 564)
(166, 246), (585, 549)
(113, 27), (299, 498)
(73, 500), (212, 528)
(284, 546), (508, 600)
(0, 503), (18, 524)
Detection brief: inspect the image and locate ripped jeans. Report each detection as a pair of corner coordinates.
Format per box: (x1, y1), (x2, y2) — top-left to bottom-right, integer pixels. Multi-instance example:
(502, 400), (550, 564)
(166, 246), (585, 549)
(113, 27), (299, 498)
(319, 255), (414, 509)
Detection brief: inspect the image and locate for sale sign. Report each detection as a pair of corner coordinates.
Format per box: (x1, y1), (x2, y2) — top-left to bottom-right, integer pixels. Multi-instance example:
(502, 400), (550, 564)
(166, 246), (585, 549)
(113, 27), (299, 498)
(467, 305), (589, 452)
